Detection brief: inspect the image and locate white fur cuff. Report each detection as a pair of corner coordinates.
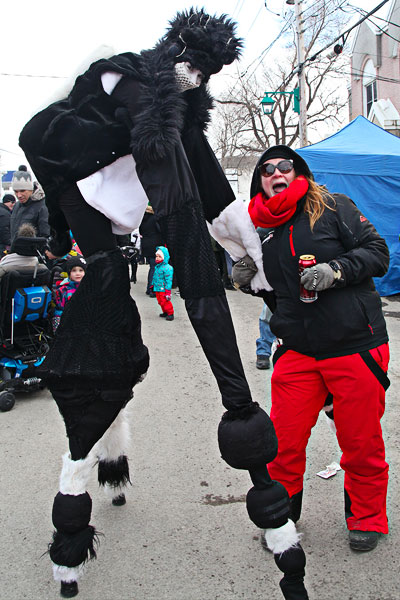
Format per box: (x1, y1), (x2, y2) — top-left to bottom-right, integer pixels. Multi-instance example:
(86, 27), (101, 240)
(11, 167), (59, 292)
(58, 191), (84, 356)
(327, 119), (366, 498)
(264, 519), (301, 554)
(207, 199), (272, 292)
(59, 453), (95, 496)
(52, 562), (86, 583)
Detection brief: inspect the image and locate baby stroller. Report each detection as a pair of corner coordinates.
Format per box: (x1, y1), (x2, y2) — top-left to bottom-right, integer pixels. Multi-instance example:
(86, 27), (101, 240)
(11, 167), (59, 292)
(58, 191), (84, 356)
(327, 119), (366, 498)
(0, 237), (53, 411)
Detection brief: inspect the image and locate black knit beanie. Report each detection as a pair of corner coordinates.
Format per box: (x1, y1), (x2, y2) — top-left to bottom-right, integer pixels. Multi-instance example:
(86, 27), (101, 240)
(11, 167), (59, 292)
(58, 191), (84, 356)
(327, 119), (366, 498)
(250, 145), (313, 199)
(2, 194), (16, 205)
(66, 255), (87, 275)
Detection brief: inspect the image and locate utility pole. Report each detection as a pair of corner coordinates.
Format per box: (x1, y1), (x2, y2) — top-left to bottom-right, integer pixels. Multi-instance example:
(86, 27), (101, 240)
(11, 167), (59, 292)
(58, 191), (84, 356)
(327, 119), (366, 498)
(293, 0), (308, 146)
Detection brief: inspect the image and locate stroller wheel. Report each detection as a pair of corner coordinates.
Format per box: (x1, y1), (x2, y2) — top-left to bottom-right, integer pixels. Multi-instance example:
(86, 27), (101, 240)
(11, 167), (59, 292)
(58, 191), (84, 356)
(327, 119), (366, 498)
(0, 391), (15, 412)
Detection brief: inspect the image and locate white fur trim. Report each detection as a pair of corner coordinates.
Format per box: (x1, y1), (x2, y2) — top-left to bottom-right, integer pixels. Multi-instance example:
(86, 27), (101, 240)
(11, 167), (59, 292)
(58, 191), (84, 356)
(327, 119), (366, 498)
(265, 519), (301, 554)
(103, 483), (125, 499)
(59, 453), (95, 496)
(207, 199), (272, 292)
(94, 408), (131, 462)
(52, 562), (86, 583)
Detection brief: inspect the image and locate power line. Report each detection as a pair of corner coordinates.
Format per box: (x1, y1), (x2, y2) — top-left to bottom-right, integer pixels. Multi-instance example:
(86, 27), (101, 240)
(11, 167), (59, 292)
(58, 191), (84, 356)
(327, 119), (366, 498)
(364, 17), (400, 43)
(0, 147), (23, 156)
(0, 72), (67, 79)
(263, 0), (280, 17)
(240, 15), (294, 79)
(247, 3), (266, 34)
(302, 0), (390, 66)
(347, 3), (400, 28)
(232, 0), (246, 19)
(349, 70), (400, 85)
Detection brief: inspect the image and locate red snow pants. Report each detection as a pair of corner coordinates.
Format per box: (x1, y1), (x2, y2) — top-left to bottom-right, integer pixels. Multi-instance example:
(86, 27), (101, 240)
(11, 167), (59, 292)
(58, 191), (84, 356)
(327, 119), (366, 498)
(155, 291), (174, 316)
(268, 344), (389, 533)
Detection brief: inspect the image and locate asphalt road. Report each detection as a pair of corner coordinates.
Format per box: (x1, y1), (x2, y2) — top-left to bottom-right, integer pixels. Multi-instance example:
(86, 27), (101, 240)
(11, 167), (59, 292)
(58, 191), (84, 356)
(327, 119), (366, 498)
(0, 264), (399, 600)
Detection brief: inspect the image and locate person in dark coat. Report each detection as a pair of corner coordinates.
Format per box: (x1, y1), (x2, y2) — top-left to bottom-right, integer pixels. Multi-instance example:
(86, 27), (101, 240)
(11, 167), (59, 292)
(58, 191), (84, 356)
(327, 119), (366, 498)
(0, 194), (15, 252)
(10, 165), (50, 243)
(242, 145), (390, 555)
(139, 205), (165, 295)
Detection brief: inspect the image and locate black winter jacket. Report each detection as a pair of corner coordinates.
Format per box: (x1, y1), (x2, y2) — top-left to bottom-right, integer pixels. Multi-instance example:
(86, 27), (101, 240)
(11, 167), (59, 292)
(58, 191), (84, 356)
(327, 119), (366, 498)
(10, 197), (50, 243)
(262, 193), (389, 359)
(19, 53), (234, 244)
(139, 212), (164, 258)
(0, 203), (11, 252)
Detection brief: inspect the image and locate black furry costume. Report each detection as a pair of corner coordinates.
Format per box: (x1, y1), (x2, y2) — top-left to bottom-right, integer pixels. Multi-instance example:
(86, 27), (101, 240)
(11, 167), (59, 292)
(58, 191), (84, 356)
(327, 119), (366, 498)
(19, 9), (308, 600)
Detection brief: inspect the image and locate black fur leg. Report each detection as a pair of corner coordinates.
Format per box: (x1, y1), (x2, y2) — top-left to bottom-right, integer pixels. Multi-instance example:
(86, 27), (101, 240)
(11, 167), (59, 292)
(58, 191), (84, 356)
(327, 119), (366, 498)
(49, 527), (99, 568)
(274, 545), (309, 600)
(98, 455), (131, 488)
(50, 490), (100, 569)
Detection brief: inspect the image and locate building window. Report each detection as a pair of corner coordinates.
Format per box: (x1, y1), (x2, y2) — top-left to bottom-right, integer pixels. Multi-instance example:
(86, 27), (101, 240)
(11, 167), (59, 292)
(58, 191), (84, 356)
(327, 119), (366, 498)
(362, 59), (377, 117)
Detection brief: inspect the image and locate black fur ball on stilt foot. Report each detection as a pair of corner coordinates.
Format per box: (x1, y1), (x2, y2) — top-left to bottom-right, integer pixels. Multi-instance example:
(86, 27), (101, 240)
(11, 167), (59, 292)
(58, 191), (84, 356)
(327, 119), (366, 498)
(60, 580), (78, 598)
(112, 493), (126, 506)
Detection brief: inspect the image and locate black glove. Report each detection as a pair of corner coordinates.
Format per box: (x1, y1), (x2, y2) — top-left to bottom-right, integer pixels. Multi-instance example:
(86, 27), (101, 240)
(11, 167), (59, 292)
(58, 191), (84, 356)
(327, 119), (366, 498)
(232, 255), (258, 289)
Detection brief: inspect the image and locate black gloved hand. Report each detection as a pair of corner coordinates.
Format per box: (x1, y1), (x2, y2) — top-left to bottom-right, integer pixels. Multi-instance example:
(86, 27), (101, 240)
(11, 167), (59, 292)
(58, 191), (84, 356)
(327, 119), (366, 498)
(232, 254), (258, 289)
(300, 263), (335, 291)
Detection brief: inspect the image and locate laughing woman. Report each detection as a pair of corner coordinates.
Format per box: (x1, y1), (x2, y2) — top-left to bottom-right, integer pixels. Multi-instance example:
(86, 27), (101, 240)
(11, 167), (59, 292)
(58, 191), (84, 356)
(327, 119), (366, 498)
(243, 145), (390, 553)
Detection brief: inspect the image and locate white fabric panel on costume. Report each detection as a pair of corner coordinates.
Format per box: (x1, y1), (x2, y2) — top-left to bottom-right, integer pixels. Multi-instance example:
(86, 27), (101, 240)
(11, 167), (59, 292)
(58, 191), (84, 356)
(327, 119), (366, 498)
(101, 71), (123, 94)
(77, 155), (149, 234)
(77, 72), (149, 235)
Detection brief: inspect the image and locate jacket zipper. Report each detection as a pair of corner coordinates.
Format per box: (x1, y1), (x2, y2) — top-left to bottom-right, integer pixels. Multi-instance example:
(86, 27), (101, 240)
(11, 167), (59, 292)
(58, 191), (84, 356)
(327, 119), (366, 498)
(289, 225), (295, 256)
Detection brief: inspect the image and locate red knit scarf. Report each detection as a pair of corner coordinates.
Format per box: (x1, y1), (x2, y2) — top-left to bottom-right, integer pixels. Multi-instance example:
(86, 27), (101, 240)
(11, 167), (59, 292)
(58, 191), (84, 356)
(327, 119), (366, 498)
(248, 176), (309, 228)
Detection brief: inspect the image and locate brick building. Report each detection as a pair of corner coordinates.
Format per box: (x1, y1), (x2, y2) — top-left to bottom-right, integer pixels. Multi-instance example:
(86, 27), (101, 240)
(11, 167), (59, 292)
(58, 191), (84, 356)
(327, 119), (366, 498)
(349, 0), (400, 135)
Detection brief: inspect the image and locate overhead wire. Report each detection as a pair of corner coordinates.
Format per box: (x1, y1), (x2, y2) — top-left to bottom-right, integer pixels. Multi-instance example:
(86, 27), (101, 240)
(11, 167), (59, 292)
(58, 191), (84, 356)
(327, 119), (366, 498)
(343, 70), (400, 84)
(345, 3), (400, 39)
(232, 0), (246, 19)
(247, 3), (266, 33)
(239, 10), (294, 80)
(0, 72), (67, 79)
(0, 147), (23, 156)
(299, 0), (390, 68)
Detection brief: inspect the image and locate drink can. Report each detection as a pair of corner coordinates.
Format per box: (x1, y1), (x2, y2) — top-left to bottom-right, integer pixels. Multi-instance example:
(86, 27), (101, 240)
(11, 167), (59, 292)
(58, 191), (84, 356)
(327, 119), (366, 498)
(299, 254), (318, 303)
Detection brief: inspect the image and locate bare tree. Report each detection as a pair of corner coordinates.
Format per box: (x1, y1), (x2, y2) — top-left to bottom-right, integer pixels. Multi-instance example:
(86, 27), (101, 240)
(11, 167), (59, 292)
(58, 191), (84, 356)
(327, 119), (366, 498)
(212, 0), (351, 159)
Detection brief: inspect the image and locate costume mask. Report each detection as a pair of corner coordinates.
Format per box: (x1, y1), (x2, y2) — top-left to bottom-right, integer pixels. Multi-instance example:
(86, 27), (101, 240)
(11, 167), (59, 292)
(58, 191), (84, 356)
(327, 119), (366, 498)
(174, 62), (203, 92)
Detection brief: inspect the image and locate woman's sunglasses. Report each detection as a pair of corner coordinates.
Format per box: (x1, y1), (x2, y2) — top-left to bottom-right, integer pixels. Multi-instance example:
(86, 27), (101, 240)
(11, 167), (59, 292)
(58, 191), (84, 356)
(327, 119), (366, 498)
(259, 159), (294, 178)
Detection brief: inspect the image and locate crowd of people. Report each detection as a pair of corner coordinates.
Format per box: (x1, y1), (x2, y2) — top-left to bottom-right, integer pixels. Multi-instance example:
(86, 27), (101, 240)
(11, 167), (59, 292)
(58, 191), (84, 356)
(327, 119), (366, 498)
(0, 7), (391, 600)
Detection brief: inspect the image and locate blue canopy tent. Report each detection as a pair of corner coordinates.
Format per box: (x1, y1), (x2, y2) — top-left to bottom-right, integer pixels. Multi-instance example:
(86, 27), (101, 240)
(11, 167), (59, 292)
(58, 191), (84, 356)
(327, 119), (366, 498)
(297, 116), (400, 296)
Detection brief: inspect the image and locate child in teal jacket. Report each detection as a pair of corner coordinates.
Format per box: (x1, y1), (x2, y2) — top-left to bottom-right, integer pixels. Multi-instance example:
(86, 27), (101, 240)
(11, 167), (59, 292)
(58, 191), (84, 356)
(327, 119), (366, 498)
(152, 246), (174, 321)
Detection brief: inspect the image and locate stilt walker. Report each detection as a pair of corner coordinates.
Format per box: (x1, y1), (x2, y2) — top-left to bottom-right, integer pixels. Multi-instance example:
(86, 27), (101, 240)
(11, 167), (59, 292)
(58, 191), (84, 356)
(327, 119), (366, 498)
(19, 8), (308, 599)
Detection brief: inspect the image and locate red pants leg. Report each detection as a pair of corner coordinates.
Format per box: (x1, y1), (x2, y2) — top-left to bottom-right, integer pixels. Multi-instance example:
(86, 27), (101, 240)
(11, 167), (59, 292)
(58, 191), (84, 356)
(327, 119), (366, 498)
(156, 291), (174, 316)
(268, 350), (328, 497)
(320, 344), (389, 533)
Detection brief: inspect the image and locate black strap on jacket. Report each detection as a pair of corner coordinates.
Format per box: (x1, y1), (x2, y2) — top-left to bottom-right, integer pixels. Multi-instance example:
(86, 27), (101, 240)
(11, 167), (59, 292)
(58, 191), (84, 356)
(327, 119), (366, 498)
(272, 344), (288, 367)
(360, 350), (390, 391)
